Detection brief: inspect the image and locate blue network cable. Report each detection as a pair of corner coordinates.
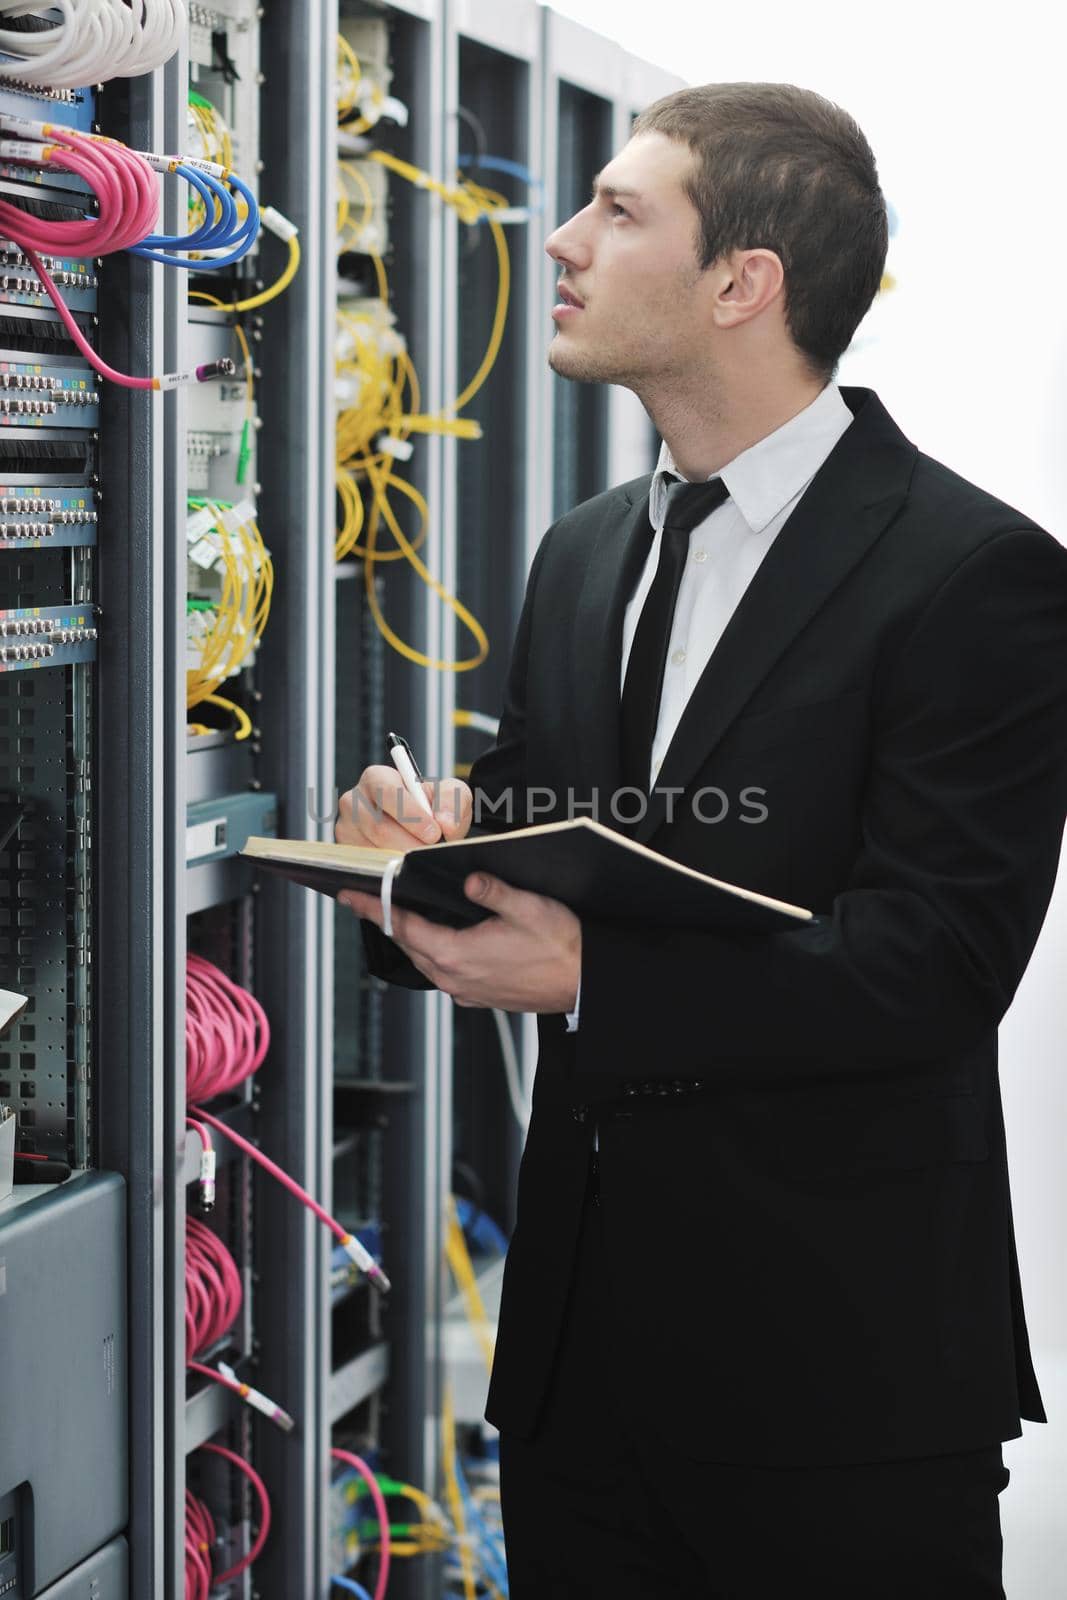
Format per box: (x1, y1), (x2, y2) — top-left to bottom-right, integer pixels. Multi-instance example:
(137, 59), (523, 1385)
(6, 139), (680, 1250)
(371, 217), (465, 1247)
(453, 1451), (509, 1594)
(131, 164), (260, 268)
(459, 152), (543, 223)
(454, 1195), (510, 1257)
(459, 152), (541, 193)
(331, 1578), (374, 1599)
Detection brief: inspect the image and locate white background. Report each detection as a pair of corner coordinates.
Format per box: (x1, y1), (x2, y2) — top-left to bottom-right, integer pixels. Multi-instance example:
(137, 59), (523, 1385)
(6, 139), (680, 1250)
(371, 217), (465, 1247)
(547, 0), (1067, 1588)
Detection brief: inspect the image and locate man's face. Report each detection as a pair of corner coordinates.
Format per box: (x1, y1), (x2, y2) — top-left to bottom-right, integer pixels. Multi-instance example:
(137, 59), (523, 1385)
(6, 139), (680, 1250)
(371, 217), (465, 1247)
(545, 131), (709, 388)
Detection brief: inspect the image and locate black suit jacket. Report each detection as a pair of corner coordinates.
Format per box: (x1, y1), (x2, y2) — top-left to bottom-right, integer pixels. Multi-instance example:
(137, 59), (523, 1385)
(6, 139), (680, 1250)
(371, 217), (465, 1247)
(367, 387), (1067, 1465)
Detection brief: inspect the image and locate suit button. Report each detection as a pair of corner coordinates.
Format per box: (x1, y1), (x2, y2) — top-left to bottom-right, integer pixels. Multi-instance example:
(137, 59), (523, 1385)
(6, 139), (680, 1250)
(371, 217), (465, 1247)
(572, 1105), (587, 1124)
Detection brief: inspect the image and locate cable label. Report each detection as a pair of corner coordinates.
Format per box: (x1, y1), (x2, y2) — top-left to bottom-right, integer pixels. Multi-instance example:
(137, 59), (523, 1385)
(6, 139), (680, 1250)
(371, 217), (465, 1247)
(0, 141), (51, 163)
(260, 205), (298, 242)
(186, 507), (216, 542)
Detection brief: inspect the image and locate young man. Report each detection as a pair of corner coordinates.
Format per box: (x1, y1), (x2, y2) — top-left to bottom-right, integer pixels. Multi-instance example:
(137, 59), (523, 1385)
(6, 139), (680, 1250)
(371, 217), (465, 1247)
(339, 84), (1067, 1598)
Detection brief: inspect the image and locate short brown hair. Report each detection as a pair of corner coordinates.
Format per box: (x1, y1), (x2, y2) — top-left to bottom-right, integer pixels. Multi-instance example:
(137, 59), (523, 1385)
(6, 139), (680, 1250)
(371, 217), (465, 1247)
(633, 83), (888, 381)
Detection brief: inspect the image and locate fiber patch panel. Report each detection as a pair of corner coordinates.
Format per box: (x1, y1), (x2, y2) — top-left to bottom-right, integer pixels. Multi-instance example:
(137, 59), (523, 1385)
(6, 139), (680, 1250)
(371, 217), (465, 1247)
(0, 350), (98, 428)
(0, 484), (97, 549)
(0, 243), (98, 315)
(0, 602), (97, 670)
(0, 82), (95, 136)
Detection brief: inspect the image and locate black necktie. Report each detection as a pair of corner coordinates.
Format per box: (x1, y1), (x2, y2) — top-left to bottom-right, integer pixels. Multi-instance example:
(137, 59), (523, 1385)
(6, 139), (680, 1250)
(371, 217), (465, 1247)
(620, 477), (730, 793)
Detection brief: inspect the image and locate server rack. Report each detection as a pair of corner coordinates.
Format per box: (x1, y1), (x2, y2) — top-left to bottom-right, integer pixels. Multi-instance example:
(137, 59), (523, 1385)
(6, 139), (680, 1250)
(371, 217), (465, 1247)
(541, 7), (681, 502)
(330, 7), (450, 1599)
(442, 0), (542, 1387)
(1, 8), (680, 1597)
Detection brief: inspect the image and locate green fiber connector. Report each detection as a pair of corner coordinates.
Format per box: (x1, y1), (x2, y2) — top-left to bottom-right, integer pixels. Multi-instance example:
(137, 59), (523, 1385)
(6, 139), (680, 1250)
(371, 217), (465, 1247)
(236, 418), (252, 486)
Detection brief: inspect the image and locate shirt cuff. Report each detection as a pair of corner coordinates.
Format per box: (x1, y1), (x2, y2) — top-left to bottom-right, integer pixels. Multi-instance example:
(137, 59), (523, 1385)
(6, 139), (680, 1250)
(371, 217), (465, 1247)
(564, 974), (581, 1033)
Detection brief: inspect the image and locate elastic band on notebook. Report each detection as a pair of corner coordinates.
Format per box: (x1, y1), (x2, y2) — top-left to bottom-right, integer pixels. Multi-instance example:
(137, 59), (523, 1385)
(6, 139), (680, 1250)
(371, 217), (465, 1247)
(381, 855), (403, 938)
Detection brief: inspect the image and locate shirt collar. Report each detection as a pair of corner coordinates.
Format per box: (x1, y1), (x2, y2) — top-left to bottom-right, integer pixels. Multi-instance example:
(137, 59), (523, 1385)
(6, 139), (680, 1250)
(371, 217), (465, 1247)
(650, 382), (854, 535)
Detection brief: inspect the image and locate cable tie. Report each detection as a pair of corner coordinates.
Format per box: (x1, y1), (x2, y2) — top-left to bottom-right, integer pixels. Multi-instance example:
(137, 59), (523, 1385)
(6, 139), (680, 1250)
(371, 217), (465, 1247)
(259, 205), (299, 242)
(377, 434), (414, 462)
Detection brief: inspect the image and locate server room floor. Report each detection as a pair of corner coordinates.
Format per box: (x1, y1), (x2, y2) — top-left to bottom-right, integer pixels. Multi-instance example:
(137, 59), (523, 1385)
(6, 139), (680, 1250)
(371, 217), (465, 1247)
(1002, 1348), (1067, 1597)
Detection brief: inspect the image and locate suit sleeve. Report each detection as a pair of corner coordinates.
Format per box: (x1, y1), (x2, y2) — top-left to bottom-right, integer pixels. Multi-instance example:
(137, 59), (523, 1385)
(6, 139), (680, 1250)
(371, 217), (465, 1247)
(577, 527), (1067, 1080)
(360, 526), (555, 987)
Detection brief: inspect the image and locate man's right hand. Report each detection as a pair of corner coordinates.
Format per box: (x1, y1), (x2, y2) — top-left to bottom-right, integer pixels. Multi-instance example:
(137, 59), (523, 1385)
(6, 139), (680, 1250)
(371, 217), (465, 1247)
(335, 767), (473, 853)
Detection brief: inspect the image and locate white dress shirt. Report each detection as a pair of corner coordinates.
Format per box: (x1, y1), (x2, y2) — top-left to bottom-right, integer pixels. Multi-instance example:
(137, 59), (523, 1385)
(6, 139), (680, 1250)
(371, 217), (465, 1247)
(566, 381), (854, 1033)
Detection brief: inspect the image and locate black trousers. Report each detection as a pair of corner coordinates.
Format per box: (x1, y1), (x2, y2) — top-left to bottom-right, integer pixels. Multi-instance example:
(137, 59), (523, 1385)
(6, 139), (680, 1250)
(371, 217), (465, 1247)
(499, 1167), (1009, 1599)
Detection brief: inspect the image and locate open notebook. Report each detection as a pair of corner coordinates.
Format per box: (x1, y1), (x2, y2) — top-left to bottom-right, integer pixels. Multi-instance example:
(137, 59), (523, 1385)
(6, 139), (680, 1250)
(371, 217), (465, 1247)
(241, 818), (811, 933)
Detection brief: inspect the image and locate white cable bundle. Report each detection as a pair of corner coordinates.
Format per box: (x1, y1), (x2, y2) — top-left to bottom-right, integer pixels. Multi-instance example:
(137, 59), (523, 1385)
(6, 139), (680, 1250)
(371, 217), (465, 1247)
(0, 0), (186, 88)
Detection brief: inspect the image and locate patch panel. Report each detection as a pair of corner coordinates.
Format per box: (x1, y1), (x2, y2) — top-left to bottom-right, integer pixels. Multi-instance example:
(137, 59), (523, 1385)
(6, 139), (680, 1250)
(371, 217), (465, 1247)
(188, 0), (260, 232)
(186, 313), (256, 499)
(0, 242), (98, 315)
(0, 350), (98, 429)
(0, 485), (97, 549)
(0, 154), (90, 203)
(186, 791), (277, 867)
(0, 602), (97, 670)
(0, 82), (95, 136)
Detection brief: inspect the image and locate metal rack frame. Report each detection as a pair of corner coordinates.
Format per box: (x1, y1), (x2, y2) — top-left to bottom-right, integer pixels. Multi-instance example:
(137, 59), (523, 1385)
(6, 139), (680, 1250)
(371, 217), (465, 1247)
(68, 8), (681, 1598)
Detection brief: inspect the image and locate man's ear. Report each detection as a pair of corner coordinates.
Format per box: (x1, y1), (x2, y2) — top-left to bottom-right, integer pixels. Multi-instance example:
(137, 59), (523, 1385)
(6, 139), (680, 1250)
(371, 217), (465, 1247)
(711, 248), (785, 330)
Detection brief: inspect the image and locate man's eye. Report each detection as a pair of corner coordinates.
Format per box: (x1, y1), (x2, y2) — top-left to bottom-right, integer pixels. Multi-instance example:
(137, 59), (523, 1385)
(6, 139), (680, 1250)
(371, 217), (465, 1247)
(611, 203), (629, 219)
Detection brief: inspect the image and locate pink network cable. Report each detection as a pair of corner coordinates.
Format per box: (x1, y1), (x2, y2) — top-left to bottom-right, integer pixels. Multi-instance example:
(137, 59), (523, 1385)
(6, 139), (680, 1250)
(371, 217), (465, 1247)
(330, 1448), (392, 1600)
(186, 952), (270, 1101)
(184, 953), (391, 1294)
(185, 1216), (242, 1360)
(184, 1210), (294, 1431)
(185, 1444), (271, 1600)
(191, 1106), (392, 1295)
(0, 117), (232, 389)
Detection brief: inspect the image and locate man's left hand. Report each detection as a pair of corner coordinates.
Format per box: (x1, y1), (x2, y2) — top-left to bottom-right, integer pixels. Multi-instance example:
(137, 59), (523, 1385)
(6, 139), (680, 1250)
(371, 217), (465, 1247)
(338, 874), (581, 1014)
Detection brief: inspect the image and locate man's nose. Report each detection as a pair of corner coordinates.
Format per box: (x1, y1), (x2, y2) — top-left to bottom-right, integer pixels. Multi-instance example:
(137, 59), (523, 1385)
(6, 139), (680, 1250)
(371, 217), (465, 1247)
(545, 208), (592, 270)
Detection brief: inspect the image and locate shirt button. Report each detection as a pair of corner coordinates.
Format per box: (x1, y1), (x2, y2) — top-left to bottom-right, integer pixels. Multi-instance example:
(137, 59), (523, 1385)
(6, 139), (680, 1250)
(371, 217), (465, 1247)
(670, 648), (687, 666)
(693, 549), (708, 563)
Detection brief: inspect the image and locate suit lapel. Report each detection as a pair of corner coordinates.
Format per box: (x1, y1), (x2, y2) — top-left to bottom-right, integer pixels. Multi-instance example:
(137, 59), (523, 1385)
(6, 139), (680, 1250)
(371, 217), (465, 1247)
(634, 388), (917, 844)
(570, 486), (653, 804)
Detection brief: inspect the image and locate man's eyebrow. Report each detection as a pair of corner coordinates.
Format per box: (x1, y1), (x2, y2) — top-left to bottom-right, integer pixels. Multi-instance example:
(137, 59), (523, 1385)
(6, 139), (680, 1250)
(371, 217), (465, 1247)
(590, 173), (642, 202)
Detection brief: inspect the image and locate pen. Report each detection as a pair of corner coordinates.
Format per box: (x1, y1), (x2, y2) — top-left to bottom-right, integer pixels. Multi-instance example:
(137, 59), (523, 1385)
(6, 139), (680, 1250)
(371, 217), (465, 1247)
(387, 730), (437, 824)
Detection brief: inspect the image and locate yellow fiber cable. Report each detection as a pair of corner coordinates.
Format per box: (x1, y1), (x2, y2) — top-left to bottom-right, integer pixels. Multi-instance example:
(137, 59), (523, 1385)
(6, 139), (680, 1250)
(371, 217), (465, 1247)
(452, 203), (510, 415)
(442, 1386), (479, 1600)
(199, 692), (253, 741)
(187, 501), (273, 716)
(338, 159), (381, 261)
(365, 152), (511, 419)
(332, 104), (514, 673)
(206, 232), (301, 314)
(336, 31), (362, 121)
(361, 462), (489, 672)
(336, 30), (384, 134)
(445, 1197), (495, 1372)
